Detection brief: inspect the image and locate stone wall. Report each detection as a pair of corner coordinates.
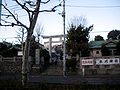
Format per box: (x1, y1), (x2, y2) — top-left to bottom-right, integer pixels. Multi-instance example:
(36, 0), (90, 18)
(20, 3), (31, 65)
(0, 56), (48, 75)
(80, 56), (120, 75)
(0, 57), (22, 74)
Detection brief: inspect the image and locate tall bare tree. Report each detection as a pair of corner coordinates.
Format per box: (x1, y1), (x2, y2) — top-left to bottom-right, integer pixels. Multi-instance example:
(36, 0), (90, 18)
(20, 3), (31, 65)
(0, 0), (61, 85)
(34, 23), (44, 44)
(68, 16), (87, 29)
(16, 27), (26, 44)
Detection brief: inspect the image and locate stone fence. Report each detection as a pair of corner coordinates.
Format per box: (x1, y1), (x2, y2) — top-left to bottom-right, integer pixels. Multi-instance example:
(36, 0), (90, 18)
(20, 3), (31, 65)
(0, 56), (49, 75)
(80, 56), (120, 75)
(0, 57), (22, 74)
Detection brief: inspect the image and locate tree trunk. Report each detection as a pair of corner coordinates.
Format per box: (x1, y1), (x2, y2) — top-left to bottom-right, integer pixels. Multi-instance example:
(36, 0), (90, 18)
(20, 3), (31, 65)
(21, 0), (41, 85)
(22, 32), (31, 85)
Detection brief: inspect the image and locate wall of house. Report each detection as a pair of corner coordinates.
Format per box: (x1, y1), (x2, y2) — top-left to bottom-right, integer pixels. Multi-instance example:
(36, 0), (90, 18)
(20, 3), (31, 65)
(90, 49), (102, 57)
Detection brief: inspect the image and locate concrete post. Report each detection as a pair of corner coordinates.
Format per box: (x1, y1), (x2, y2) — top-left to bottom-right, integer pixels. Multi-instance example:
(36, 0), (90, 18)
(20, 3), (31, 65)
(49, 37), (52, 63)
(35, 49), (40, 65)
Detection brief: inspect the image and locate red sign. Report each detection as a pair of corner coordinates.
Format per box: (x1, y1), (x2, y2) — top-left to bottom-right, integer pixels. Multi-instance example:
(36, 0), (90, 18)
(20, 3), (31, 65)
(82, 59), (93, 65)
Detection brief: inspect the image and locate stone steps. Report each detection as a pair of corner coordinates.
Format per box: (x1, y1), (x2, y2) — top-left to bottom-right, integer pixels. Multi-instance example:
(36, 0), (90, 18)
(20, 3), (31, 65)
(42, 64), (63, 75)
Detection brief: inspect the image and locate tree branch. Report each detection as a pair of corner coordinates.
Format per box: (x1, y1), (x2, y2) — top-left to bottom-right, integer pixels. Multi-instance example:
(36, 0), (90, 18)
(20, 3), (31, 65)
(25, 0), (36, 7)
(30, 0), (40, 33)
(0, 23), (26, 27)
(14, 0), (33, 12)
(41, 0), (50, 4)
(1, 4), (28, 29)
(1, 19), (12, 24)
(1, 14), (12, 18)
(39, 3), (61, 12)
(0, 19), (20, 27)
(14, 0), (32, 22)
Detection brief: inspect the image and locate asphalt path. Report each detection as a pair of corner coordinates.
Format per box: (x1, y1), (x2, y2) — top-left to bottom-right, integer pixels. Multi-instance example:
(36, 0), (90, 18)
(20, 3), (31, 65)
(28, 74), (120, 85)
(1, 73), (120, 85)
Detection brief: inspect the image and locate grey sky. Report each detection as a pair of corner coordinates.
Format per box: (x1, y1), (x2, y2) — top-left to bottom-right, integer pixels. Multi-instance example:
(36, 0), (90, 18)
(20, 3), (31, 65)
(0, 0), (120, 43)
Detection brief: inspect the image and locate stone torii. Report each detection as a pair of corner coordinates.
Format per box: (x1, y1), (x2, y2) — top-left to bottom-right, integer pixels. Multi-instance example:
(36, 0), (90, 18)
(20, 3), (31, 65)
(42, 35), (64, 61)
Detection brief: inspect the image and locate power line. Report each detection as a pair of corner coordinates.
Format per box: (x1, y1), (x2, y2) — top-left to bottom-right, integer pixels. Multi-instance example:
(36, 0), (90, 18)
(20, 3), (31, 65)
(91, 31), (109, 33)
(2, 6), (22, 13)
(66, 5), (120, 8)
(0, 37), (17, 39)
(6, 5), (19, 8)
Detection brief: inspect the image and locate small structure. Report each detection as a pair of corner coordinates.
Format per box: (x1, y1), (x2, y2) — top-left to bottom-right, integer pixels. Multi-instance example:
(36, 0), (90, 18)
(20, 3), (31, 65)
(80, 40), (120, 75)
(89, 40), (118, 57)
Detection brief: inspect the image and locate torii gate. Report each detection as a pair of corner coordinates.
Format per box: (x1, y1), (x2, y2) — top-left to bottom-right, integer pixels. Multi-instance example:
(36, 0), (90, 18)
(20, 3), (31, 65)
(42, 35), (64, 62)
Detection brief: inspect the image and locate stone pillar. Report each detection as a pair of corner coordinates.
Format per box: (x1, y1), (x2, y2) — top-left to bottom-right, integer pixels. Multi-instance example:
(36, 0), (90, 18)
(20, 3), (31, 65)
(35, 49), (40, 65)
(60, 36), (62, 42)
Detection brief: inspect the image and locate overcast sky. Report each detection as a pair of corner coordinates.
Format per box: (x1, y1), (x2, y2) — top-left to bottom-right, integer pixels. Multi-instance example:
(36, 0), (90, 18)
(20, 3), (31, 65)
(0, 0), (120, 43)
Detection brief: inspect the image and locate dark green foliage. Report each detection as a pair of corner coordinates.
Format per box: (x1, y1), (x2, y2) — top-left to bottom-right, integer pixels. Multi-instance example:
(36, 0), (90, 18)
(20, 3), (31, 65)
(4, 47), (17, 57)
(94, 35), (104, 41)
(60, 51), (63, 60)
(40, 49), (50, 66)
(66, 59), (78, 71)
(0, 43), (8, 55)
(0, 42), (18, 57)
(66, 24), (93, 57)
(107, 30), (120, 40)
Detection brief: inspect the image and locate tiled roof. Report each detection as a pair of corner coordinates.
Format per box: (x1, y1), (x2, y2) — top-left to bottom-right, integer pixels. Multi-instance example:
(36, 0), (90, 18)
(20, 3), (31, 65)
(89, 40), (119, 49)
(89, 41), (105, 49)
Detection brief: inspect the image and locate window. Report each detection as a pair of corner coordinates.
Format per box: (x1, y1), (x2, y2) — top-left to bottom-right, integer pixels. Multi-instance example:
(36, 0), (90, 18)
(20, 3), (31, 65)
(109, 50), (112, 56)
(113, 50), (117, 55)
(96, 51), (99, 54)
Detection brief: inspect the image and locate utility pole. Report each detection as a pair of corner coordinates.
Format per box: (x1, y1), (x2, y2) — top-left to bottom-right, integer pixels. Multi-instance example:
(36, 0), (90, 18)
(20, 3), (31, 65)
(62, 0), (66, 77)
(0, 0), (2, 22)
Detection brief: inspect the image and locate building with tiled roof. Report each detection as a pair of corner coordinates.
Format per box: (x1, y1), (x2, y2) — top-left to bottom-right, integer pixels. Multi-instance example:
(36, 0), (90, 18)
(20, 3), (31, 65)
(80, 40), (120, 75)
(89, 40), (119, 57)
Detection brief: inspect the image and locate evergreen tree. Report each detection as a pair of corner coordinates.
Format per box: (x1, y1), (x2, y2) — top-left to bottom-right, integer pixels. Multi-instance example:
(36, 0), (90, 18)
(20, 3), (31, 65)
(66, 24), (93, 57)
(94, 35), (104, 41)
(107, 30), (120, 40)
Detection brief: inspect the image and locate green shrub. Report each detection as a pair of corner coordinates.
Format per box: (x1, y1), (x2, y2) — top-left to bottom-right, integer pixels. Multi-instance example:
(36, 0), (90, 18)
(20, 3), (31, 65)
(66, 59), (77, 71)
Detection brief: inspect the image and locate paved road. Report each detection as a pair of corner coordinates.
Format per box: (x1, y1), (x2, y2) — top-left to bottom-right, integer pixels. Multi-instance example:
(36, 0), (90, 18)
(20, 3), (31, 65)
(28, 74), (120, 85)
(1, 73), (120, 85)
(29, 75), (86, 85)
